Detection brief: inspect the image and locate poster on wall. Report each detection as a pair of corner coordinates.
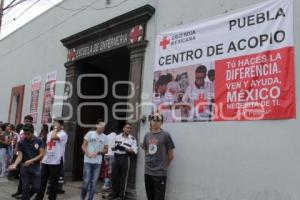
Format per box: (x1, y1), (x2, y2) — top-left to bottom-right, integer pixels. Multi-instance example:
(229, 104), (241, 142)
(29, 76), (42, 123)
(41, 71), (57, 124)
(153, 0), (295, 122)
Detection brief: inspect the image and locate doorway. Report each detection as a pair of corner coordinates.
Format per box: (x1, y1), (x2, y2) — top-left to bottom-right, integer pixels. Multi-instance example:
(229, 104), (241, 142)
(73, 47), (131, 180)
(8, 85), (25, 125)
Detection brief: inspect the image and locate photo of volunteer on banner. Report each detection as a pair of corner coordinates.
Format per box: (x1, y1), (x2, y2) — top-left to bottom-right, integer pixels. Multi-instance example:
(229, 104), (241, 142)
(153, 62), (215, 122)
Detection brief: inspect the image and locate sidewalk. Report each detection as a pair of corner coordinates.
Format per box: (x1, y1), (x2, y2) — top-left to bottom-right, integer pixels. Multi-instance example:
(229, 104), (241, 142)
(0, 177), (104, 200)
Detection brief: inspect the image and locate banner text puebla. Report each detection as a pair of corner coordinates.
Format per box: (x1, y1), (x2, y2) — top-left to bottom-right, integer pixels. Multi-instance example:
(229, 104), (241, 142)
(153, 0), (295, 122)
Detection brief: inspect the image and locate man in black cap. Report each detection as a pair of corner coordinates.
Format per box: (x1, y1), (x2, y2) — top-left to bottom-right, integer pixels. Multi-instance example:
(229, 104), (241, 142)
(142, 113), (175, 200)
(9, 125), (45, 200)
(35, 117), (68, 200)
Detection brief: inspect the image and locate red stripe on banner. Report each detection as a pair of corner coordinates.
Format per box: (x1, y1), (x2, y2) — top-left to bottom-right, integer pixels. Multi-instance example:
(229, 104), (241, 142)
(214, 46), (295, 121)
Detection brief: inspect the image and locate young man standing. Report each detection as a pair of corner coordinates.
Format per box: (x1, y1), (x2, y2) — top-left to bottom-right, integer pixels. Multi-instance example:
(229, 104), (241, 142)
(143, 113), (175, 200)
(35, 118), (68, 200)
(9, 125), (45, 200)
(81, 119), (108, 200)
(12, 115), (38, 199)
(110, 122), (138, 200)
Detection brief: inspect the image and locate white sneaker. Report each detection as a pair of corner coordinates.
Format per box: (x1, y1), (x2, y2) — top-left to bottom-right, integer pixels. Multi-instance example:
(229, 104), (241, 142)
(103, 185), (111, 190)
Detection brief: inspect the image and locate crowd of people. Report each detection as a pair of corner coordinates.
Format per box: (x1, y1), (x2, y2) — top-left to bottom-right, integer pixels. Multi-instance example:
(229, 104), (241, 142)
(0, 115), (67, 200)
(0, 112), (175, 200)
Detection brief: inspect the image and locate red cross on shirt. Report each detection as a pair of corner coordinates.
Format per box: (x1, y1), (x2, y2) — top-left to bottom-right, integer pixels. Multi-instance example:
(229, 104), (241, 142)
(194, 94), (207, 113)
(160, 36), (170, 49)
(47, 140), (56, 150)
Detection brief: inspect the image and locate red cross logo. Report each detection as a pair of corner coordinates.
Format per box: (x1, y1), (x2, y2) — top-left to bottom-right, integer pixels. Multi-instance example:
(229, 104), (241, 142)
(194, 94), (207, 113)
(160, 36), (170, 49)
(130, 25), (144, 44)
(47, 140), (56, 150)
(67, 48), (76, 61)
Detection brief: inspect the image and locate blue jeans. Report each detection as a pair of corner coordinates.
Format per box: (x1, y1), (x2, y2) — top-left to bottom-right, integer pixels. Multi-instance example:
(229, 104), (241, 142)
(6, 146), (13, 164)
(81, 163), (101, 200)
(0, 148), (6, 176)
(20, 165), (41, 200)
(104, 155), (114, 188)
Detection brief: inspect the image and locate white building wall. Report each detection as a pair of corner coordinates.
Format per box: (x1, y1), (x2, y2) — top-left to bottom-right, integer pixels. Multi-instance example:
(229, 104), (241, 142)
(0, 0), (299, 199)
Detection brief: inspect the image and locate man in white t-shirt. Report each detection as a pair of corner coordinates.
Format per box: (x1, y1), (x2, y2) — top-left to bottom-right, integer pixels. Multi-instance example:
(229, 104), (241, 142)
(34, 118), (68, 200)
(81, 119), (108, 200)
(182, 65), (214, 121)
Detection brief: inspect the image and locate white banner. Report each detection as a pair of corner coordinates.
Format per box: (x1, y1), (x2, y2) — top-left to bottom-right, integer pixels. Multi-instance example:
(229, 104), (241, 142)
(153, 0), (295, 122)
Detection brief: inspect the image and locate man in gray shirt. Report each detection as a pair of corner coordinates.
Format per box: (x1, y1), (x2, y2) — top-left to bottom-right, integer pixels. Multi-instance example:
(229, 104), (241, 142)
(142, 113), (175, 200)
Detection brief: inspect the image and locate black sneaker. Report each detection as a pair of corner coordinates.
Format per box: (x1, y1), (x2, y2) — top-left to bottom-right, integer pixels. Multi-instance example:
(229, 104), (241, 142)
(108, 195), (119, 200)
(57, 189), (65, 194)
(11, 192), (21, 197)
